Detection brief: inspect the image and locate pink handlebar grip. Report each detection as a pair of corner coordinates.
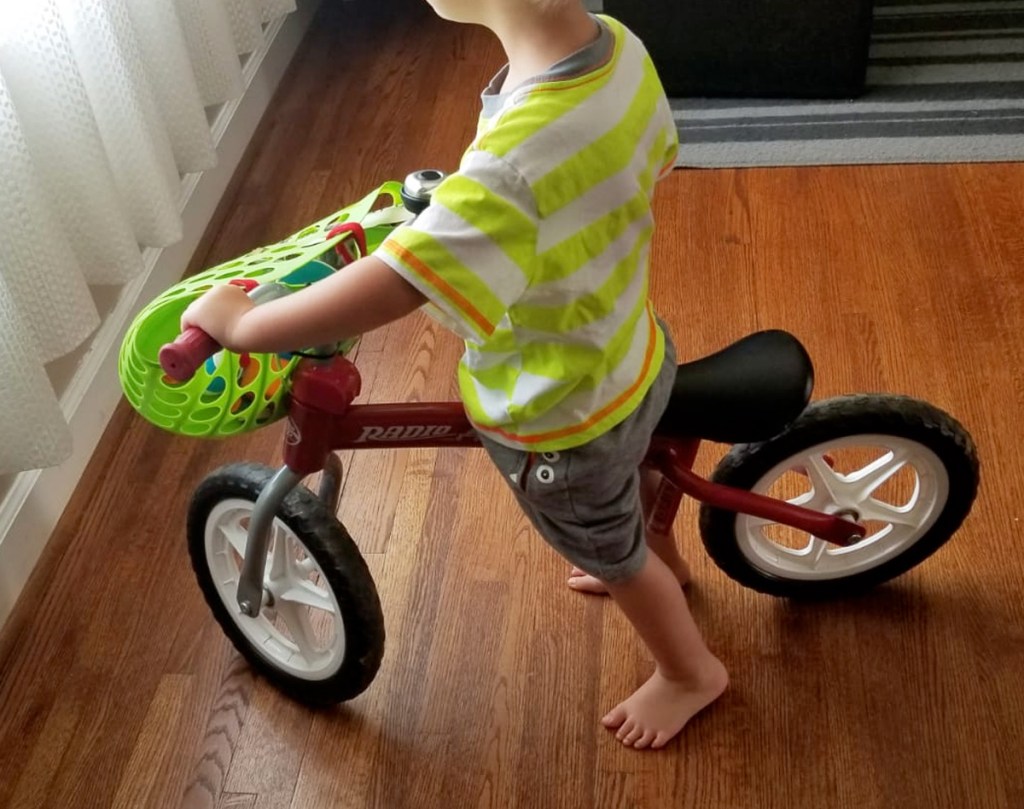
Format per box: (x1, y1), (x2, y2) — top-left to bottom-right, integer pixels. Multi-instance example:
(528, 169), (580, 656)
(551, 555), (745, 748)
(159, 328), (221, 382)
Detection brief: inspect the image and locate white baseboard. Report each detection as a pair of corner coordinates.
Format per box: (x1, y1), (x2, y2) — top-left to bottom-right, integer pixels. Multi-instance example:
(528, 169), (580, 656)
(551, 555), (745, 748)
(0, 0), (323, 631)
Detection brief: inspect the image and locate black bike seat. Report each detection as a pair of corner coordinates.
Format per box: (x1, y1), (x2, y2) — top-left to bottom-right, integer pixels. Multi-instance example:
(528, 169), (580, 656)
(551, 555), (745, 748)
(657, 330), (814, 444)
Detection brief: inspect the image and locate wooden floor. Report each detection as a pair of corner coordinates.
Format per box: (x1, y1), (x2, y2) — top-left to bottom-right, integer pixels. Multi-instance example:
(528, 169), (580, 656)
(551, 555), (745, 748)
(2, 3), (1023, 807)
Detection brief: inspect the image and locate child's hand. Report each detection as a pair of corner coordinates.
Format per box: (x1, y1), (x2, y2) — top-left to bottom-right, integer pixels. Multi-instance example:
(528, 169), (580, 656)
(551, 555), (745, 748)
(180, 285), (256, 352)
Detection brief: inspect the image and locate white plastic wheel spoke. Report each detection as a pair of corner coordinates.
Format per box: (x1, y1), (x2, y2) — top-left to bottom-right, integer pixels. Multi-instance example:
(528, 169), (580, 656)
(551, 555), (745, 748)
(789, 490), (816, 507)
(804, 454), (844, 502)
(273, 601), (320, 661)
(750, 490), (816, 532)
(857, 497), (921, 528)
(778, 536), (828, 570)
(268, 529), (293, 580)
(808, 538), (830, 568)
(219, 518), (249, 559)
(278, 578), (335, 613)
(747, 515), (777, 531)
(849, 451), (910, 502)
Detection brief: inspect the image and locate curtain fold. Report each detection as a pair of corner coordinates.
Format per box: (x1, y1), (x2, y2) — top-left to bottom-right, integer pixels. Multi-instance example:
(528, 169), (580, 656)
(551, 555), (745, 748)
(173, 0), (246, 106)
(0, 0), (297, 476)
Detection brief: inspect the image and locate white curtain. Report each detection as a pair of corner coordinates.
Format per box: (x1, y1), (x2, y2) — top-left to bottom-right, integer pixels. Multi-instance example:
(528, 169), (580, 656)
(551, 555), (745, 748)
(0, 0), (297, 475)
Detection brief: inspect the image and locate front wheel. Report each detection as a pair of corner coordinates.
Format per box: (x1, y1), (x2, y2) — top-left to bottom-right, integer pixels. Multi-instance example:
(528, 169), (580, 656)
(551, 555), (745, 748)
(699, 395), (979, 599)
(188, 463), (384, 704)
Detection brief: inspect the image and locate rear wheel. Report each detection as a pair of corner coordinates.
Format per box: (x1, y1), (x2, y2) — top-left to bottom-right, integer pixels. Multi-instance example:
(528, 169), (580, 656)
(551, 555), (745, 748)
(699, 395), (979, 598)
(188, 463), (384, 704)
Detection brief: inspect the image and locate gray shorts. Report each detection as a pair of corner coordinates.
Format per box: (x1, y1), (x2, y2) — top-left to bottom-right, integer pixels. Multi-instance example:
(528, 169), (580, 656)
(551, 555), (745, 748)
(477, 333), (677, 583)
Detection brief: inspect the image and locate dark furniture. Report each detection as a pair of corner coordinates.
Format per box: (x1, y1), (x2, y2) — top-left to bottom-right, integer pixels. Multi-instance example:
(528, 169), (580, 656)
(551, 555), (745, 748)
(605, 0), (876, 99)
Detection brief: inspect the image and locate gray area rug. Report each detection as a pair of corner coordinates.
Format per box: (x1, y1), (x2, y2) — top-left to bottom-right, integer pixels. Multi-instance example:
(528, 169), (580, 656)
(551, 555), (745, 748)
(672, 0), (1024, 168)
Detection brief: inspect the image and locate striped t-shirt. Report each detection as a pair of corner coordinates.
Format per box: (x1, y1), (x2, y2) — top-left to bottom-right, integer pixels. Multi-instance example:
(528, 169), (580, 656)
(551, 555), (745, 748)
(377, 15), (678, 452)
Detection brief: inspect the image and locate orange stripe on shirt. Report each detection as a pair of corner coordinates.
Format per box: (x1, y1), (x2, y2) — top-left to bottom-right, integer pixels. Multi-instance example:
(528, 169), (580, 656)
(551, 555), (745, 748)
(476, 309), (661, 446)
(383, 242), (494, 337)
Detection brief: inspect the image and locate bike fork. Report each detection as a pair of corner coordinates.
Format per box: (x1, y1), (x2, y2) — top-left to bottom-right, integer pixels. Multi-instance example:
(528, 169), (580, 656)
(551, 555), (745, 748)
(235, 454), (345, 617)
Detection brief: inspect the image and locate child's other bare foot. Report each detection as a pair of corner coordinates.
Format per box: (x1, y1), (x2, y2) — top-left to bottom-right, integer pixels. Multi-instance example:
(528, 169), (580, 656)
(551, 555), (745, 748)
(568, 557), (690, 595)
(601, 659), (728, 750)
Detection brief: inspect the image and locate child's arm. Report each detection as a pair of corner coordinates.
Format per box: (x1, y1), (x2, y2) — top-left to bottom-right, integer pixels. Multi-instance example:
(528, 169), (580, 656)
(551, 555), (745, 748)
(180, 255), (427, 353)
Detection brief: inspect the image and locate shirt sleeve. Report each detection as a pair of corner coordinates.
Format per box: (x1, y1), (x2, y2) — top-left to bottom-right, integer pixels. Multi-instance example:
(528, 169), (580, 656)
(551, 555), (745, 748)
(375, 150), (537, 343)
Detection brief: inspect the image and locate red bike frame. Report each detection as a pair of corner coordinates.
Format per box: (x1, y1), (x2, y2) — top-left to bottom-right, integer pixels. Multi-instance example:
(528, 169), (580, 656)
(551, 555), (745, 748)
(169, 221), (865, 618)
(284, 354), (865, 547)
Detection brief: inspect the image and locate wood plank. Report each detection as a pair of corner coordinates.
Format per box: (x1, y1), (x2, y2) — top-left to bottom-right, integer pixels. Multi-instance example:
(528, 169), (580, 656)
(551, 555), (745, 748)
(180, 652), (256, 809)
(110, 675), (193, 809)
(219, 680), (312, 809)
(5, 692), (81, 809)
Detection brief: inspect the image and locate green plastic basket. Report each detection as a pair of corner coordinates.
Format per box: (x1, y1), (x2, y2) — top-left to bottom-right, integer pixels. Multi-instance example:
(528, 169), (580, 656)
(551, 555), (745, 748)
(119, 181), (408, 438)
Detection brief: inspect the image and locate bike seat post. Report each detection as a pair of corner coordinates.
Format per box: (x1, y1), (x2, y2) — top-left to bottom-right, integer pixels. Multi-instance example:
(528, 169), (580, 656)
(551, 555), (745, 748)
(645, 437), (700, 536)
(646, 476), (684, 538)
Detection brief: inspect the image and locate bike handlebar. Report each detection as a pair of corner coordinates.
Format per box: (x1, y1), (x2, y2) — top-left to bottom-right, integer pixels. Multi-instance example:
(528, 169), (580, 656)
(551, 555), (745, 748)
(151, 182), (439, 385)
(159, 328), (220, 382)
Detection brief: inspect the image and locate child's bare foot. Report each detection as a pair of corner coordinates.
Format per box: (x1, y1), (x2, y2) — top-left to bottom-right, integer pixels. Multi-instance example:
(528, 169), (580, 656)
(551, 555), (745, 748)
(601, 660), (728, 750)
(568, 557), (690, 595)
(567, 566), (614, 594)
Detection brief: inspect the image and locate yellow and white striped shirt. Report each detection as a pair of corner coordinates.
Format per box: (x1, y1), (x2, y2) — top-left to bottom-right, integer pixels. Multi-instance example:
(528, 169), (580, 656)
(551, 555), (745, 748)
(378, 15), (678, 452)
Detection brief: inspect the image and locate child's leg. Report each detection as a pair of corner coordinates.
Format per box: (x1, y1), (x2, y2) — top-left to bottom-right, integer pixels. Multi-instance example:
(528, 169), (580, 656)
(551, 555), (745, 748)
(568, 467), (690, 593)
(602, 550), (727, 750)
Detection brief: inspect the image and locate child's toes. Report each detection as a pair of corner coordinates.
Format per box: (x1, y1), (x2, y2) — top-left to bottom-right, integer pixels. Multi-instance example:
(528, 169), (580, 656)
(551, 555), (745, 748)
(633, 729), (658, 749)
(601, 704), (627, 729)
(567, 574), (609, 594)
(615, 717), (637, 742)
(622, 724), (645, 746)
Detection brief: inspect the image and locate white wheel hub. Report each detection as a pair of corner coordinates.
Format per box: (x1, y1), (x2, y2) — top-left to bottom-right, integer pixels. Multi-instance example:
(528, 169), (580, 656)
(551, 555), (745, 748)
(204, 498), (346, 679)
(736, 435), (949, 581)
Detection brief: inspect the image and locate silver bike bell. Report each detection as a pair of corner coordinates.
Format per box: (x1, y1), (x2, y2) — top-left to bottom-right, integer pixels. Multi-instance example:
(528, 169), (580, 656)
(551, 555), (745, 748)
(402, 169), (446, 216)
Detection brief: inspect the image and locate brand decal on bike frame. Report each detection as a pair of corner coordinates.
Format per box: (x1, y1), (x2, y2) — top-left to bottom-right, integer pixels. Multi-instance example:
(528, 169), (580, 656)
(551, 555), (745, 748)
(284, 418), (302, 446)
(355, 425), (476, 443)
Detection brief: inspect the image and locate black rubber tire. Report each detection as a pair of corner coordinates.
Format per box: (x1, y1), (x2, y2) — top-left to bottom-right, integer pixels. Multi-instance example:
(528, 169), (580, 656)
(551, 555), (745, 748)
(188, 463), (384, 704)
(699, 395), (979, 599)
